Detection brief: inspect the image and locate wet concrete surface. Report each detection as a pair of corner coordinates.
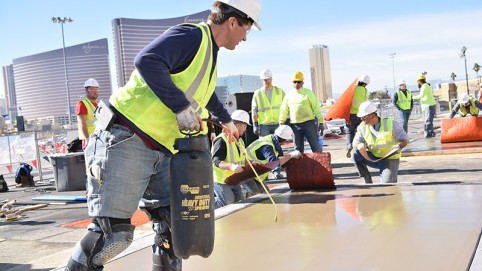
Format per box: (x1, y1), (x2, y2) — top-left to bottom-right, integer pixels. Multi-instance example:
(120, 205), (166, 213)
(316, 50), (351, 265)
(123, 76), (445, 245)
(2, 115), (482, 270)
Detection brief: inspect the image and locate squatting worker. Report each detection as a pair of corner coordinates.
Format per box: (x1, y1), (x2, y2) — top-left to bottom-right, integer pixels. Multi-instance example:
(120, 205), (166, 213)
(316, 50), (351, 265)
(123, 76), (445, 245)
(75, 78), (99, 149)
(65, 1), (262, 270)
(251, 69), (285, 136)
(449, 93), (482, 119)
(352, 101), (409, 184)
(279, 71), (323, 153)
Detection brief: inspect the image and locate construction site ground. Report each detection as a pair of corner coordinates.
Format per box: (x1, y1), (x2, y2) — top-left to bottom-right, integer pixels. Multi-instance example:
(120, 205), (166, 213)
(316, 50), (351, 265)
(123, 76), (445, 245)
(0, 115), (481, 271)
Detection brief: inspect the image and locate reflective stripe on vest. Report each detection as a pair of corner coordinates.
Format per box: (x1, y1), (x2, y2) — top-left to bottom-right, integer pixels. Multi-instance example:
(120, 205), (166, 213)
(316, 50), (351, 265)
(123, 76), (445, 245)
(350, 86), (368, 114)
(77, 98), (96, 139)
(396, 90), (412, 110)
(459, 97), (479, 116)
(246, 135), (279, 181)
(255, 87), (284, 125)
(211, 134), (246, 184)
(109, 23), (216, 154)
(361, 118), (400, 159)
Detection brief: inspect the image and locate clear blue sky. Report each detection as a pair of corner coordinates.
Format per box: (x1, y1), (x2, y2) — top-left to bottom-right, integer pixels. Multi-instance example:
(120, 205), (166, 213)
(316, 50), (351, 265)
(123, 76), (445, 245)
(1, 0), (482, 99)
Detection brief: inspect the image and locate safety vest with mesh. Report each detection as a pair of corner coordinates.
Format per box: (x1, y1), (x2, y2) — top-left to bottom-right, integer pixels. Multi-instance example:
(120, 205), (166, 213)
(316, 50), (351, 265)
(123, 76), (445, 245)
(254, 86), (284, 125)
(396, 90), (412, 110)
(246, 135), (279, 181)
(77, 98), (97, 140)
(211, 134), (246, 184)
(360, 118), (401, 159)
(350, 86), (369, 114)
(109, 23), (214, 154)
(459, 96), (479, 116)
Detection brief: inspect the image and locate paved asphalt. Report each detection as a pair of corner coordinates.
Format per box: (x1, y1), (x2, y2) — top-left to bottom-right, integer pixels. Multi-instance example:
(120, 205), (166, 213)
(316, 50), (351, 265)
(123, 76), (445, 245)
(0, 115), (481, 271)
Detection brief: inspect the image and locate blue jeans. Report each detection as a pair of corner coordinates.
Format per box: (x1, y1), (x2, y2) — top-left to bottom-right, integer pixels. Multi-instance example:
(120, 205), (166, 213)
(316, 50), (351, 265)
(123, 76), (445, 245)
(290, 119), (321, 153)
(213, 182), (244, 208)
(353, 149), (400, 183)
(398, 109), (411, 133)
(346, 114), (362, 150)
(259, 124), (279, 136)
(424, 105), (436, 137)
(84, 124), (170, 219)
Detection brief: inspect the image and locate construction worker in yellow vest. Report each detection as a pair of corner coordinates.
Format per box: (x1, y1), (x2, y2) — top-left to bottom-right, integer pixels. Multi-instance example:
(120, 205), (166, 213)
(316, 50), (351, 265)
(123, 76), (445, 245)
(413, 73), (437, 138)
(251, 69), (285, 136)
(352, 101), (409, 183)
(211, 110), (251, 208)
(244, 125), (301, 194)
(280, 71), (323, 153)
(449, 93), (482, 119)
(392, 80), (413, 133)
(75, 78), (99, 149)
(346, 75), (370, 158)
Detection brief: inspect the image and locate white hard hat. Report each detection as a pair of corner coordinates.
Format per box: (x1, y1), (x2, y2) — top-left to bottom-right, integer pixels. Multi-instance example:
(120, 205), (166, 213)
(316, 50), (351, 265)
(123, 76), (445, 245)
(84, 78), (99, 88)
(358, 75), (370, 85)
(274, 125), (293, 140)
(259, 69), (273, 80)
(459, 93), (470, 104)
(398, 80), (406, 86)
(357, 101), (378, 118)
(231, 110), (251, 125)
(217, 0), (262, 31)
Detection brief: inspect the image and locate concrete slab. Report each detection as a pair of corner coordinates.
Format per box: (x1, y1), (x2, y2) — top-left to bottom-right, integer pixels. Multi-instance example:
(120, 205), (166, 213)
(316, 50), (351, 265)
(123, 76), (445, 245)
(105, 183), (482, 271)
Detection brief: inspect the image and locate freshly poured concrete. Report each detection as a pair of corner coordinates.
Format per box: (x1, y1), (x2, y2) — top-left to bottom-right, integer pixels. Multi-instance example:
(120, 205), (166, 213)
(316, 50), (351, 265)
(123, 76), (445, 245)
(105, 184), (482, 271)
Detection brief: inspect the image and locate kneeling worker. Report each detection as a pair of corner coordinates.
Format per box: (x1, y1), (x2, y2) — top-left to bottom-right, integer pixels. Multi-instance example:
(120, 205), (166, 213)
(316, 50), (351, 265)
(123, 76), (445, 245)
(212, 110), (251, 208)
(449, 93), (482, 119)
(352, 101), (409, 183)
(244, 125), (302, 193)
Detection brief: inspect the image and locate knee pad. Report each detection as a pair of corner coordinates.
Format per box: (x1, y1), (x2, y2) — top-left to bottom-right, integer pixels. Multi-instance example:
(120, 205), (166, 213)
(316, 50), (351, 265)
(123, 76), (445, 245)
(68, 219), (135, 270)
(144, 207), (177, 259)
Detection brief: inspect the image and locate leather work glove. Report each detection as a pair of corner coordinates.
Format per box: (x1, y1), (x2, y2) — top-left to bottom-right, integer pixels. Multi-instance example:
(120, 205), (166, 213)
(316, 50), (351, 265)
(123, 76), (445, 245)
(289, 150), (302, 159)
(222, 122), (239, 142)
(253, 122), (260, 135)
(229, 163), (243, 173)
(176, 106), (203, 132)
(391, 144), (402, 154)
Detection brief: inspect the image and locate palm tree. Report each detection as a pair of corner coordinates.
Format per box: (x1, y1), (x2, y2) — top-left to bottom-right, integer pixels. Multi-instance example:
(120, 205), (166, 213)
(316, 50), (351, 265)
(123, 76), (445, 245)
(473, 63), (481, 84)
(450, 72), (456, 81)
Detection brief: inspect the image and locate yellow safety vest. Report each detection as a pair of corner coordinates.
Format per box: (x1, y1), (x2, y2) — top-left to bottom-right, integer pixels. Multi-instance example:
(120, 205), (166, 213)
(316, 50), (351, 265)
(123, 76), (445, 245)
(459, 97), (479, 116)
(246, 135), (279, 181)
(211, 134), (246, 184)
(77, 98), (96, 140)
(361, 118), (401, 159)
(396, 90), (412, 110)
(350, 86), (368, 114)
(254, 86), (284, 125)
(110, 23), (215, 154)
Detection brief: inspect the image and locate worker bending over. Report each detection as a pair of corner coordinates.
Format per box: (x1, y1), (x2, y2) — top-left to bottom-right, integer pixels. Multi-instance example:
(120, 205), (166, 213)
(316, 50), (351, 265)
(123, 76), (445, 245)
(352, 101), (409, 184)
(449, 93), (482, 119)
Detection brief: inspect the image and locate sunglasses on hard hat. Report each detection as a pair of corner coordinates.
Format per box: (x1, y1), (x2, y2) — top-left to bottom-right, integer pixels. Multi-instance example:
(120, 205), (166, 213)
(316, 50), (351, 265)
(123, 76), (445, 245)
(293, 81), (302, 84)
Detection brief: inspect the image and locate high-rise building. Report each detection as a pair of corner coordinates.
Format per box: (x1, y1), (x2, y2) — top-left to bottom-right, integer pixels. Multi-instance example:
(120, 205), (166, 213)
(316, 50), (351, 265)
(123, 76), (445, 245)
(2, 64), (16, 120)
(112, 10), (210, 87)
(309, 44), (333, 103)
(217, 75), (262, 94)
(12, 38), (112, 125)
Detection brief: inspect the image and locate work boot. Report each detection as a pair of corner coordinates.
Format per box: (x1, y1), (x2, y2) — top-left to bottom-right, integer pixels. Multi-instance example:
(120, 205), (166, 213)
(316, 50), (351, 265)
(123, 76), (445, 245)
(65, 258), (103, 271)
(355, 162), (372, 183)
(346, 147), (353, 158)
(153, 252), (182, 271)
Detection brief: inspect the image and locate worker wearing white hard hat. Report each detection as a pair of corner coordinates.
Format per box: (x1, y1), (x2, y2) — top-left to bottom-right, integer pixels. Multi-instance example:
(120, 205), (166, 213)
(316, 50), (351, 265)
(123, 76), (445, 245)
(413, 73), (436, 138)
(66, 0), (263, 270)
(449, 93), (482, 119)
(351, 101), (409, 184)
(392, 79), (413, 133)
(252, 69), (285, 137)
(244, 125), (301, 190)
(75, 78), (100, 150)
(211, 109), (251, 208)
(346, 75), (370, 158)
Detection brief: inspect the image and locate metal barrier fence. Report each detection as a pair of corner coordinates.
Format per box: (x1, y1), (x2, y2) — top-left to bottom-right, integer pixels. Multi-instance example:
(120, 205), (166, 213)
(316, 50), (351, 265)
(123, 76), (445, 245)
(0, 129), (78, 181)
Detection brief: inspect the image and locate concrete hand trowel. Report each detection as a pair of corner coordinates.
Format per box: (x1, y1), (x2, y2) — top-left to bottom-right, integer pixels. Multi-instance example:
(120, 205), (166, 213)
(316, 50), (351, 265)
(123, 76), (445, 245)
(358, 145), (400, 163)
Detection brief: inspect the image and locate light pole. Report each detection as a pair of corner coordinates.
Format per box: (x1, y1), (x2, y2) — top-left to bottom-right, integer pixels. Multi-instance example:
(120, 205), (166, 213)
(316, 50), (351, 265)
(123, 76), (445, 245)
(389, 53), (396, 92)
(459, 46), (469, 94)
(51, 16), (73, 127)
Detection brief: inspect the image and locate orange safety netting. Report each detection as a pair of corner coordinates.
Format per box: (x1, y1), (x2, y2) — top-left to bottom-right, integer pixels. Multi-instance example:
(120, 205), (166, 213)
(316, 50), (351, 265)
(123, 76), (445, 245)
(441, 116), (482, 143)
(324, 79), (357, 125)
(284, 152), (335, 190)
